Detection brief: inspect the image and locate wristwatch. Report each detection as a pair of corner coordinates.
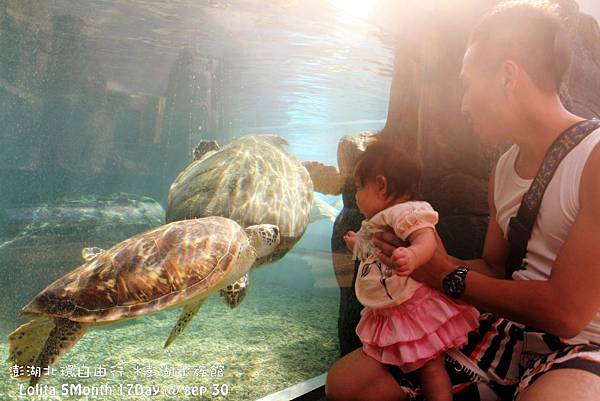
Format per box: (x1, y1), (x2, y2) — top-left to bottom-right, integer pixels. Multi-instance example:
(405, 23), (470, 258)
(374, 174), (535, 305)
(442, 266), (470, 298)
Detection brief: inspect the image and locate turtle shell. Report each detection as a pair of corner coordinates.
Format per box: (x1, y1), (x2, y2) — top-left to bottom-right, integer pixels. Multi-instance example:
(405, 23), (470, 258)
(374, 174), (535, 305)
(166, 135), (313, 264)
(22, 217), (253, 323)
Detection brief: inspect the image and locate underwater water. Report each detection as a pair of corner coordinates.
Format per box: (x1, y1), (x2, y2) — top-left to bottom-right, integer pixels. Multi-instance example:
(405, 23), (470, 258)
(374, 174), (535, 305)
(0, 0), (392, 399)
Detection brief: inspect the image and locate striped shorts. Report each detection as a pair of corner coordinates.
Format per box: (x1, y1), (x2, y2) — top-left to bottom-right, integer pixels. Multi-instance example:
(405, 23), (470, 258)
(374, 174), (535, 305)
(388, 313), (600, 401)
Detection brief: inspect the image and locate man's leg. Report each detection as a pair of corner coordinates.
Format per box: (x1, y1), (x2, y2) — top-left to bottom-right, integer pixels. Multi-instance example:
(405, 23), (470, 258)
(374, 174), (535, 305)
(326, 348), (409, 401)
(516, 369), (600, 401)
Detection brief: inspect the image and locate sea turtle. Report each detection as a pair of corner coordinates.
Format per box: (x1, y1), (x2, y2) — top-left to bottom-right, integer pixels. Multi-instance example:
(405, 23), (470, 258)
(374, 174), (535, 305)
(7, 216), (279, 386)
(166, 134), (314, 267)
(301, 132), (376, 196)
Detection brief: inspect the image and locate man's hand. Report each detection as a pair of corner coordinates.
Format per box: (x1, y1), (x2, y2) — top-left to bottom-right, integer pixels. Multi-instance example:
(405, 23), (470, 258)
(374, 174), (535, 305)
(371, 229), (405, 264)
(343, 231), (357, 251)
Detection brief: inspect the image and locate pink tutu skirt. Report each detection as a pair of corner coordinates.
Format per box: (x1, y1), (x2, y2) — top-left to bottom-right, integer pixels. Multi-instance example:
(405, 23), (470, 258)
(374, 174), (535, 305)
(356, 285), (480, 373)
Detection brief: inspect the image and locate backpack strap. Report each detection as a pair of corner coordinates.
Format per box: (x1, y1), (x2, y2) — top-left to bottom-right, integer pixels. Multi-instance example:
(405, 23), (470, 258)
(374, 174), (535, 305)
(505, 119), (600, 279)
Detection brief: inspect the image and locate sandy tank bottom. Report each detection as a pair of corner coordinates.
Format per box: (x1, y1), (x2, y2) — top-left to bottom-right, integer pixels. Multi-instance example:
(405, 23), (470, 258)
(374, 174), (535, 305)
(0, 271), (340, 401)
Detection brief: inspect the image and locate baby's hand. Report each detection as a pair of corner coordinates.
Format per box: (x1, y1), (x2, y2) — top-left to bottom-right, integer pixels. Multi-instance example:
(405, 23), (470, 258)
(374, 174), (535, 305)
(343, 231), (357, 251)
(391, 247), (417, 276)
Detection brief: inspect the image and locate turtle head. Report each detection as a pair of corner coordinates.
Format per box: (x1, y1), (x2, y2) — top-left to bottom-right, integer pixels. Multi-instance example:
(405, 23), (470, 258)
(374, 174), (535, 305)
(254, 134), (288, 149)
(192, 140), (220, 161)
(81, 246), (106, 262)
(245, 224), (280, 258)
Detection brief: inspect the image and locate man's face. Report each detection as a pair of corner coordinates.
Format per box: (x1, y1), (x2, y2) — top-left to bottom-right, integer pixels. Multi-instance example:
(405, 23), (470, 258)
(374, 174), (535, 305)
(460, 45), (512, 145)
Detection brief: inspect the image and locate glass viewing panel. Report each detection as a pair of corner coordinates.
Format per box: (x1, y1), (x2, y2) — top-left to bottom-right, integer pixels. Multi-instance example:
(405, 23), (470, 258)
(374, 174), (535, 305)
(0, 1), (392, 399)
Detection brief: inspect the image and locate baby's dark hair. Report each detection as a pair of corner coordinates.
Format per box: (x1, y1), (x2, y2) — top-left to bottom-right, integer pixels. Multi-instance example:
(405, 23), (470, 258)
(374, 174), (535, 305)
(353, 134), (421, 199)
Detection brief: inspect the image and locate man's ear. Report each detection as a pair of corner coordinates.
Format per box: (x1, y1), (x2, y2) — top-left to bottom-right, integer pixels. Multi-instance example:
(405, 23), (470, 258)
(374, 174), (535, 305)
(501, 60), (519, 92)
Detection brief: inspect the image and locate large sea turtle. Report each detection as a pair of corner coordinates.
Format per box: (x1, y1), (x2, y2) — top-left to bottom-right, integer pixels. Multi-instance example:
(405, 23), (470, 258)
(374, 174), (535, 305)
(7, 216), (279, 386)
(167, 134), (315, 267)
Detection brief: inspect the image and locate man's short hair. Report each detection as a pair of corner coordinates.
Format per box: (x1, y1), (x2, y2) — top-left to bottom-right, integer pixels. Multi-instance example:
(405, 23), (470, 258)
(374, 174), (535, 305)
(468, 0), (572, 92)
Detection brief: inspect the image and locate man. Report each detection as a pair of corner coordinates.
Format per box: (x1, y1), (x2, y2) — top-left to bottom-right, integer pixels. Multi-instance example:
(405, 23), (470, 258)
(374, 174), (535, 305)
(326, 1), (600, 400)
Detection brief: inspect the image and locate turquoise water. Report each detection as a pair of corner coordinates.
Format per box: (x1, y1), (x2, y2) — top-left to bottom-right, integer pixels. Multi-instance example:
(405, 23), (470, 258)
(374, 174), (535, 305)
(0, 0), (391, 399)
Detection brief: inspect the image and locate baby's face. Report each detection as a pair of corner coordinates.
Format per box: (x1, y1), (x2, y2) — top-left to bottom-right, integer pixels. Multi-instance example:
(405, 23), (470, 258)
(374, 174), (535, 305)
(355, 179), (383, 219)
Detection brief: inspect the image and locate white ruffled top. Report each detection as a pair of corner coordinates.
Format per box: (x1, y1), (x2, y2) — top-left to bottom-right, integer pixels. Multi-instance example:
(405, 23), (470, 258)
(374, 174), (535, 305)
(354, 201), (439, 309)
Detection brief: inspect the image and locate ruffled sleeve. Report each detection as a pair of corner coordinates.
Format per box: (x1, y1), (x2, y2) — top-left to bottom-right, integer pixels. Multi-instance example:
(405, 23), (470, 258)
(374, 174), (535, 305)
(381, 201), (439, 241)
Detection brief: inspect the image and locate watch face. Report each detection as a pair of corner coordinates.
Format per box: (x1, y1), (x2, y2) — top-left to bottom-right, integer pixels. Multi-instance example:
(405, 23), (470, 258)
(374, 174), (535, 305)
(443, 273), (465, 298)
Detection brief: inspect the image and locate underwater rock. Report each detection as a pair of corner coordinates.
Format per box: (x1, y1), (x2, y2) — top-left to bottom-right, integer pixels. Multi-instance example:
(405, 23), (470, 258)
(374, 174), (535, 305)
(0, 6), (46, 189)
(0, 193), (164, 326)
(37, 15), (107, 191)
(166, 134), (313, 266)
(161, 48), (223, 187)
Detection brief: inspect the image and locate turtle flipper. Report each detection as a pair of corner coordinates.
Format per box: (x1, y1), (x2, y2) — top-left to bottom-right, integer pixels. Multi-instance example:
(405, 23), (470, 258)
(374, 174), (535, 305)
(8, 317), (87, 386)
(302, 161), (346, 195)
(219, 274), (250, 309)
(164, 300), (204, 348)
(309, 197), (341, 223)
(7, 317), (55, 377)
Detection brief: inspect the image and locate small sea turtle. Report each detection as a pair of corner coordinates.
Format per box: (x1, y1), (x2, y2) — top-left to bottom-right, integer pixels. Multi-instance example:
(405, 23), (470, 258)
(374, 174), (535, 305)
(166, 134), (314, 266)
(7, 216), (279, 385)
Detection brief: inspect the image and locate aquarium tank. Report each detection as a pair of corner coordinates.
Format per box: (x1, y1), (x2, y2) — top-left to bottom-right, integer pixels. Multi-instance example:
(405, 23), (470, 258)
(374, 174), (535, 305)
(0, 0), (393, 400)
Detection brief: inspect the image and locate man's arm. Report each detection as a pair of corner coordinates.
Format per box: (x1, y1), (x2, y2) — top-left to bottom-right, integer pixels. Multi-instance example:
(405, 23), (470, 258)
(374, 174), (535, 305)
(375, 147), (600, 338)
